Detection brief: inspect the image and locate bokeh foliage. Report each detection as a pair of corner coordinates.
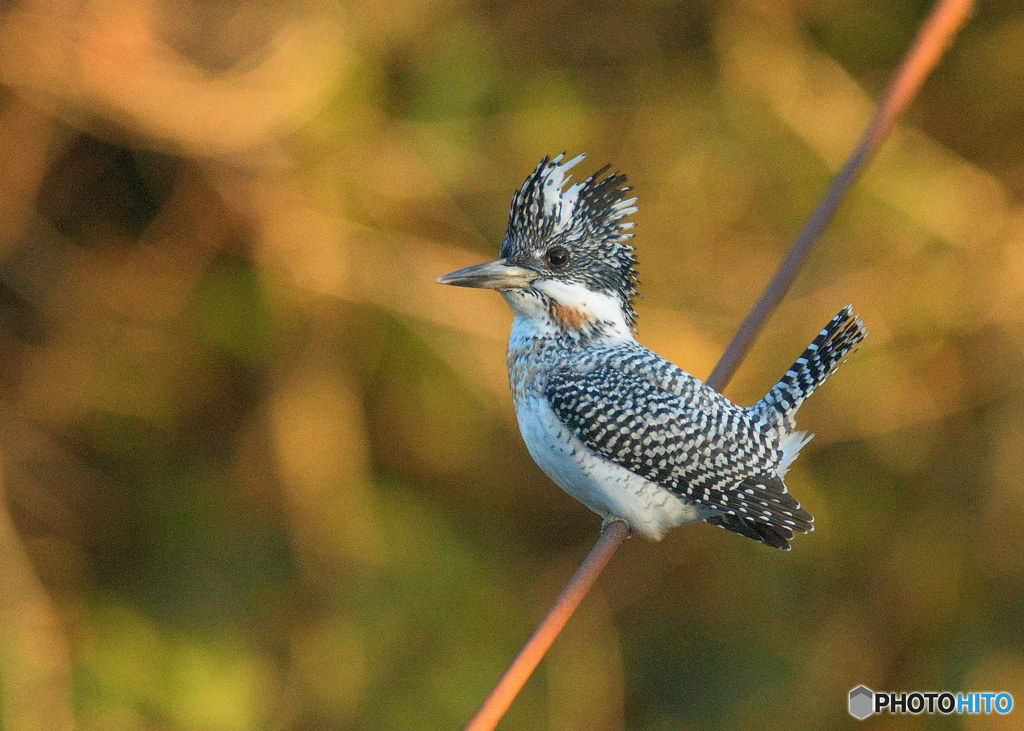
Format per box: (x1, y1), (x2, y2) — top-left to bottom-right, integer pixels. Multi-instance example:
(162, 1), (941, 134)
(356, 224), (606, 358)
(0, 0), (1022, 729)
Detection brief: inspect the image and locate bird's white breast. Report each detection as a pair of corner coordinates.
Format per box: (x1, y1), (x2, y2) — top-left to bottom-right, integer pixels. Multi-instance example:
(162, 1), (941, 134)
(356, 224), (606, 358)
(514, 395), (705, 540)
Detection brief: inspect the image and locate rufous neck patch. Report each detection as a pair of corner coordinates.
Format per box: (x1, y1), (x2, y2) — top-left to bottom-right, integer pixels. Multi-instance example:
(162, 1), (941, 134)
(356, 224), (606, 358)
(549, 301), (594, 331)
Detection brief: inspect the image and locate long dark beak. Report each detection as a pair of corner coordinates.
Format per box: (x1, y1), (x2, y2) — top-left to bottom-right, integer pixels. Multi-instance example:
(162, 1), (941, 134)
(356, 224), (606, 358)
(436, 258), (536, 290)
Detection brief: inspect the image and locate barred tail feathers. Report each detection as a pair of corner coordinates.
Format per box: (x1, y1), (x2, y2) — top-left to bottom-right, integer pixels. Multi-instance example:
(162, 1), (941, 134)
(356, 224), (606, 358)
(755, 305), (866, 430)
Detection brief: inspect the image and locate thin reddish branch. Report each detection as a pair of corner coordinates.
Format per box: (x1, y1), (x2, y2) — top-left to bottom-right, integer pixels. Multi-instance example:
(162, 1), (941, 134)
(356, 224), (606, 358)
(465, 520), (629, 731)
(706, 0), (975, 389)
(465, 1), (975, 728)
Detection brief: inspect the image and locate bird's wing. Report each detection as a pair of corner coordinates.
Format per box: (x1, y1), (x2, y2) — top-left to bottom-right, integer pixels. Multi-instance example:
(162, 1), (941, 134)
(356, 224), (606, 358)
(545, 359), (813, 539)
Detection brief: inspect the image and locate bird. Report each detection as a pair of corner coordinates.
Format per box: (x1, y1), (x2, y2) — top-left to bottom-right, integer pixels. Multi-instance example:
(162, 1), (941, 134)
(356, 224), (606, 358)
(437, 153), (866, 549)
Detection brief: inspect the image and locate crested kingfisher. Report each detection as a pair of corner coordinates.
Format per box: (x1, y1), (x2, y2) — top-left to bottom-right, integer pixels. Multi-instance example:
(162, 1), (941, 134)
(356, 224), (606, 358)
(437, 154), (865, 549)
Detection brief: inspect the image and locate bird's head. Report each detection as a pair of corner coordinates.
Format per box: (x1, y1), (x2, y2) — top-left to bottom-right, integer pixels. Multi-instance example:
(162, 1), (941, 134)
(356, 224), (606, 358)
(437, 154), (639, 337)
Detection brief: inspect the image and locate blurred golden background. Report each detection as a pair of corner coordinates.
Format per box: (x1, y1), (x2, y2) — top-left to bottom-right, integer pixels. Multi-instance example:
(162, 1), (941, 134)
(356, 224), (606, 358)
(0, 0), (1021, 728)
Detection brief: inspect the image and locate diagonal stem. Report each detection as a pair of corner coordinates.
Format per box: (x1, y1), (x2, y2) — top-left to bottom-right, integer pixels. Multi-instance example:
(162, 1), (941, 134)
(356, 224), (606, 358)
(465, 519), (630, 731)
(706, 0), (975, 390)
(464, 1), (975, 728)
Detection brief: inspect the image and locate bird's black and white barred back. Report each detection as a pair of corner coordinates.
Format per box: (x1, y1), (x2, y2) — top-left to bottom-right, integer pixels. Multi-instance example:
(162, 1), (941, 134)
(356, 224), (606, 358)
(500, 154), (641, 328)
(545, 341), (818, 550)
(752, 305), (867, 432)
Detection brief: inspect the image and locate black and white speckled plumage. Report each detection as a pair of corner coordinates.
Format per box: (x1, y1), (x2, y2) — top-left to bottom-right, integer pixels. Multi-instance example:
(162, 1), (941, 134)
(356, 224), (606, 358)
(542, 307), (864, 549)
(443, 153), (866, 549)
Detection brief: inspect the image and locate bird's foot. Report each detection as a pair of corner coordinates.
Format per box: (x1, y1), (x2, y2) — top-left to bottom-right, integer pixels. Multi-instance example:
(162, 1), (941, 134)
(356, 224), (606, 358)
(601, 516), (632, 539)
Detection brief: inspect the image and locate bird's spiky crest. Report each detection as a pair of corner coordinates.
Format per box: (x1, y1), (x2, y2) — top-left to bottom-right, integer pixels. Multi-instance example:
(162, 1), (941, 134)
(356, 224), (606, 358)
(500, 154), (640, 327)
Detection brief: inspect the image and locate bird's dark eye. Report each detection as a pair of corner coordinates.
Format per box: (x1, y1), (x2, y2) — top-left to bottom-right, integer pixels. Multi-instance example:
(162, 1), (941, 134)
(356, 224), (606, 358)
(546, 245), (570, 268)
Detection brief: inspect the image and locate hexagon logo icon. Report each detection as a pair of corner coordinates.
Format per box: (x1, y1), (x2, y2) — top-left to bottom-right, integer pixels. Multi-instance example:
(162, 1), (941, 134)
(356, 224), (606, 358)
(849, 686), (874, 720)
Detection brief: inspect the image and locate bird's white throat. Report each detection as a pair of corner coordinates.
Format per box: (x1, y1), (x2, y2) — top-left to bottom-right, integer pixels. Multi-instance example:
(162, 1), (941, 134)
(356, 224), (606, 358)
(502, 280), (633, 340)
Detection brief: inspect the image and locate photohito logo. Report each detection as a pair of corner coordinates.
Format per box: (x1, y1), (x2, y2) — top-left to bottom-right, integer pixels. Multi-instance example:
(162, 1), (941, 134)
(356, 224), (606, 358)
(849, 686), (1014, 719)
